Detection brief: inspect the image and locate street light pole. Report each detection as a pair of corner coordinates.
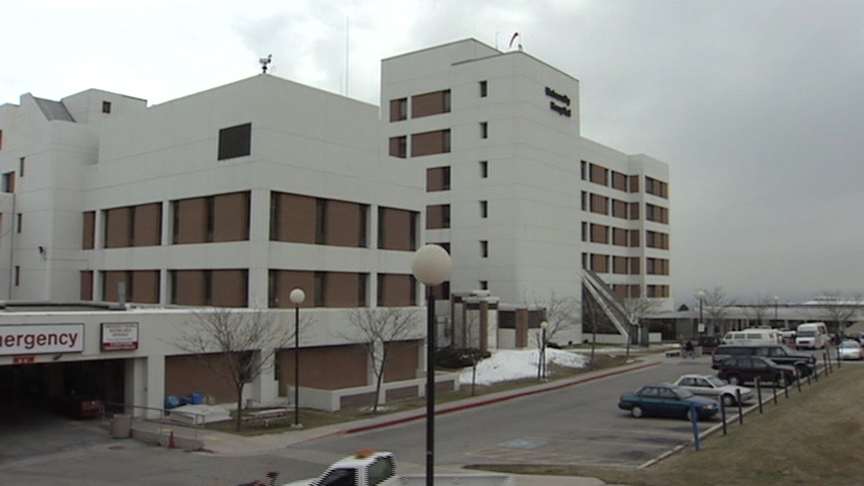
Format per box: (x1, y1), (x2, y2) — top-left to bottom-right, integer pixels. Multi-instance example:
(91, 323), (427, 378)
(697, 290), (706, 337)
(540, 321), (548, 380)
(411, 245), (452, 486)
(289, 288), (305, 429)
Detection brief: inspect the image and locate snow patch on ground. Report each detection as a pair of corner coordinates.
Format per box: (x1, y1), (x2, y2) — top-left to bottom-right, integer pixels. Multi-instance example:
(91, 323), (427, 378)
(459, 349), (588, 386)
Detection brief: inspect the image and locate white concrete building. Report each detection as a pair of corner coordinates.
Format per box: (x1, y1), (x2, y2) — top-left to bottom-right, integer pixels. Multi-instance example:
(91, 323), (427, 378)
(0, 38), (671, 415)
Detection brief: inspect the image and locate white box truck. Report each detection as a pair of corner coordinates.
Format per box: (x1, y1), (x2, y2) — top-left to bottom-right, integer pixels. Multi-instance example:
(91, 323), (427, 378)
(795, 322), (829, 349)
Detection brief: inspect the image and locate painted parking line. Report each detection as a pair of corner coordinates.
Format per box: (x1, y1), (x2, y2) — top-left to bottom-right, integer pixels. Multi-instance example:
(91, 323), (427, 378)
(519, 435), (674, 450)
(465, 446), (635, 467)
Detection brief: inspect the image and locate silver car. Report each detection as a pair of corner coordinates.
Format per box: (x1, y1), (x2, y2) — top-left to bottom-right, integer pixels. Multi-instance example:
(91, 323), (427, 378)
(671, 374), (754, 407)
(838, 340), (863, 360)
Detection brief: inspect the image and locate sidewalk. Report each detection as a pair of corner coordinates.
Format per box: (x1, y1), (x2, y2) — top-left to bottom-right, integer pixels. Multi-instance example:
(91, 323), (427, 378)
(131, 351), (669, 485)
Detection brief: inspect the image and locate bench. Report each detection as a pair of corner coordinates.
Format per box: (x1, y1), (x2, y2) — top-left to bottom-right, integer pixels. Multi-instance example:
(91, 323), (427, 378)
(241, 408), (289, 427)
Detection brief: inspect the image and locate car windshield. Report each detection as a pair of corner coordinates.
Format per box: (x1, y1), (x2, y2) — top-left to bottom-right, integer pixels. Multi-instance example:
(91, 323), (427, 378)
(672, 387), (694, 399)
(841, 341), (859, 349)
(798, 331), (816, 337)
(706, 376), (727, 387)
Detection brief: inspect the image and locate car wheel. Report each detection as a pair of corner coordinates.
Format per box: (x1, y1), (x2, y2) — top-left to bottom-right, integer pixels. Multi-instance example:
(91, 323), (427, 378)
(727, 375), (741, 386)
(722, 394), (735, 407)
(631, 406), (643, 418)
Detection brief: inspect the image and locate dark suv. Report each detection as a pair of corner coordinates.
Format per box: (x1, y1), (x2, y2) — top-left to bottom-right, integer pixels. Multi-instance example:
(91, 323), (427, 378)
(711, 344), (815, 377)
(716, 356), (796, 387)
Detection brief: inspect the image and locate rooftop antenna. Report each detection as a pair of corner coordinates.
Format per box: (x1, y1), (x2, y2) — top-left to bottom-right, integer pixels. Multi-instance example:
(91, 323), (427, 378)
(508, 32), (523, 51)
(260, 54), (273, 74)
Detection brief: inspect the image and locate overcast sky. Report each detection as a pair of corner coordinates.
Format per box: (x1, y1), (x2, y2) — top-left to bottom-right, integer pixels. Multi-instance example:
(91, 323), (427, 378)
(3, 0), (863, 306)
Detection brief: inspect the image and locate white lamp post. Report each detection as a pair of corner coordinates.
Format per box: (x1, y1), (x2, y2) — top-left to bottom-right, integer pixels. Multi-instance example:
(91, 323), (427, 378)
(289, 288), (305, 429)
(411, 244), (452, 486)
(540, 321), (549, 380)
(697, 290), (706, 337)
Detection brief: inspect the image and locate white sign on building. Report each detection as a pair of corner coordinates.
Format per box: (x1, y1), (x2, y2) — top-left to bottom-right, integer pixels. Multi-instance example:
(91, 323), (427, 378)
(0, 324), (85, 356)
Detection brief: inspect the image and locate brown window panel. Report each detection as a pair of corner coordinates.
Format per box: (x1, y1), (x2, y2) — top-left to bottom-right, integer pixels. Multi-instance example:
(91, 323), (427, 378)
(629, 257), (641, 275)
(133, 203), (162, 247)
(390, 98), (408, 122)
(426, 204), (450, 229)
(389, 136), (407, 158)
(411, 90), (451, 118)
(212, 192), (250, 242)
(377, 273), (414, 307)
(130, 270), (160, 303)
(590, 224), (609, 244)
(104, 207), (133, 248)
(628, 175), (640, 193)
(82, 211), (96, 250)
(324, 199), (364, 248)
(270, 192), (316, 244)
(171, 270), (208, 305)
(612, 228), (628, 246)
(268, 269), (315, 308)
(611, 171), (628, 191)
(613, 256), (628, 274)
(629, 202), (640, 220)
(612, 199), (628, 219)
(173, 197), (208, 244)
(591, 254), (609, 273)
(411, 130), (451, 157)
(426, 166), (451, 192)
(590, 194), (608, 215)
(211, 269), (248, 307)
(102, 271), (129, 302)
(80, 271), (94, 301)
(378, 207), (415, 251)
(589, 164), (608, 186)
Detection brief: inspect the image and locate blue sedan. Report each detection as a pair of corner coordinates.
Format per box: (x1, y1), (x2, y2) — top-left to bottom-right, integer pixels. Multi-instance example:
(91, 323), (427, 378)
(618, 384), (719, 420)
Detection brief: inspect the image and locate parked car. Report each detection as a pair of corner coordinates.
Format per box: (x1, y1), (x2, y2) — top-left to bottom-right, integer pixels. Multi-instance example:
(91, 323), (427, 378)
(838, 340), (864, 360)
(711, 344), (815, 377)
(670, 374), (754, 407)
(698, 335), (722, 355)
(618, 384), (719, 420)
(716, 356), (796, 387)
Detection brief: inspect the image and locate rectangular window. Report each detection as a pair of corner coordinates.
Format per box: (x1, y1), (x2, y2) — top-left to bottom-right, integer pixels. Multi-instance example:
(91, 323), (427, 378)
(2, 171), (16, 193)
(613, 256), (629, 274)
(480, 122), (488, 139)
(590, 194), (608, 215)
(479, 80), (488, 97)
(217, 123), (252, 160)
(315, 199), (327, 244)
(629, 229), (640, 247)
(480, 161), (488, 178)
(628, 175), (640, 193)
(426, 204), (451, 229)
(479, 280), (488, 290)
(411, 129), (451, 157)
(629, 257), (641, 275)
(611, 171), (628, 191)
(389, 136), (407, 158)
(589, 164), (608, 186)
(378, 207), (417, 251)
(590, 254), (609, 273)
(580, 160), (587, 180)
(426, 166), (451, 191)
(102, 101), (112, 114)
(581, 222), (588, 241)
(412, 89), (451, 118)
(611, 199), (627, 219)
(16, 213), (22, 233)
(480, 201), (488, 218)
(19, 157), (24, 176)
(612, 227), (628, 246)
(590, 224), (609, 244)
(14, 265), (20, 286)
(0, 130), (3, 150)
(389, 98), (408, 122)
(82, 211), (96, 250)
(645, 176), (669, 198)
(646, 203), (669, 224)
(480, 240), (488, 258)
(629, 202), (640, 220)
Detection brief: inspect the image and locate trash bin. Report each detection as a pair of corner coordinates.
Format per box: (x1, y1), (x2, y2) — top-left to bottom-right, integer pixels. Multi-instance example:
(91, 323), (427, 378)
(111, 413), (131, 439)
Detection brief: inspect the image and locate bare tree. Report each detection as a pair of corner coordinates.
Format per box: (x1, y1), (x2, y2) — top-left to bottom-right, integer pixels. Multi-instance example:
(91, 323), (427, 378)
(744, 294), (774, 328)
(345, 307), (422, 413)
(581, 290), (607, 365)
(818, 291), (861, 336)
(700, 287), (736, 336)
(622, 288), (663, 358)
(527, 292), (580, 346)
(174, 307), (293, 431)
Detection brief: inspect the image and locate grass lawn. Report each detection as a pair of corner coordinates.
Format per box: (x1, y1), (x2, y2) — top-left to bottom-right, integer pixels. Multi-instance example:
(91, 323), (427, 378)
(470, 363), (864, 486)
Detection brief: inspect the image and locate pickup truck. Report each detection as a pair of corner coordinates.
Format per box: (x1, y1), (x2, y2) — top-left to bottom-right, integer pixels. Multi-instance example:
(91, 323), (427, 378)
(281, 449), (514, 486)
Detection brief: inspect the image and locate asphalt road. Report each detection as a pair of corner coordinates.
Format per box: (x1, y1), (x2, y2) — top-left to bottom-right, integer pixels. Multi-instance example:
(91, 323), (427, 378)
(290, 357), (716, 470)
(0, 352), (844, 485)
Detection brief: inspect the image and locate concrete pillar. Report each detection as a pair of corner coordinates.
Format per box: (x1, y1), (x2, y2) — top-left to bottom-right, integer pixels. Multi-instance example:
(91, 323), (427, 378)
(247, 189), (271, 307)
(145, 355), (165, 419)
(249, 350), (279, 406)
(126, 357), (148, 416)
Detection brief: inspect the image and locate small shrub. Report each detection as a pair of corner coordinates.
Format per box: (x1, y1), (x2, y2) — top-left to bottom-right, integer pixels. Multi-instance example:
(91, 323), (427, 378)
(436, 347), (491, 369)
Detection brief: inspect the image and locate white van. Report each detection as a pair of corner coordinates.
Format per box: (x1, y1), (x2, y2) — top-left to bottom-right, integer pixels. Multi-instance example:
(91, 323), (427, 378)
(795, 322), (829, 349)
(722, 328), (781, 346)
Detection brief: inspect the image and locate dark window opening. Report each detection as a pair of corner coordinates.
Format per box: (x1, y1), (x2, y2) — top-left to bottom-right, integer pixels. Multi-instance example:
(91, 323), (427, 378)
(218, 123), (252, 160)
(102, 101), (112, 114)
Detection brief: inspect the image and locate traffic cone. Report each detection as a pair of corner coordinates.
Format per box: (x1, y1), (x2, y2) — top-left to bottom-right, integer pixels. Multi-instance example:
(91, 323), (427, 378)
(168, 430), (176, 449)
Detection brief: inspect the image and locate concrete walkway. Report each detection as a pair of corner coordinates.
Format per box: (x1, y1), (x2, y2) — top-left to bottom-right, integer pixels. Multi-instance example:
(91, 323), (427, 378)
(128, 351), (671, 485)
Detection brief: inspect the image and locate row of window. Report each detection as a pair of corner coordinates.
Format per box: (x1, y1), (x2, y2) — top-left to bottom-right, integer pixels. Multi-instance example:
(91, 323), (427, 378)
(426, 162), (490, 192)
(389, 121), (491, 159)
(612, 284), (671, 299)
(582, 224), (671, 250)
(83, 191), (419, 252)
(389, 80), (490, 123)
(79, 269), (419, 308)
(580, 161), (670, 200)
(581, 253), (671, 276)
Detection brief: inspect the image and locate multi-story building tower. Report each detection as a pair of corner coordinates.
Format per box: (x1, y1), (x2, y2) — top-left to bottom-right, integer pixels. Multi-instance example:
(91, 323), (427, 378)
(381, 39), (671, 342)
(0, 38), (670, 413)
